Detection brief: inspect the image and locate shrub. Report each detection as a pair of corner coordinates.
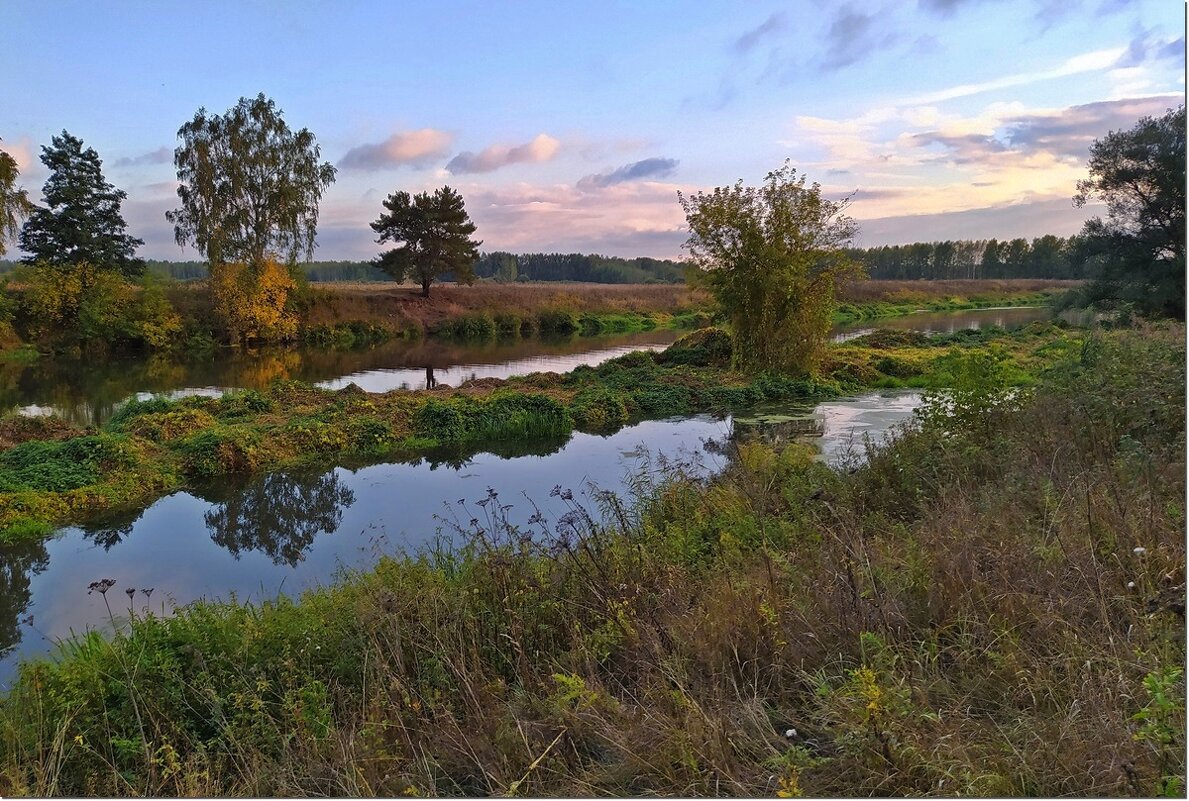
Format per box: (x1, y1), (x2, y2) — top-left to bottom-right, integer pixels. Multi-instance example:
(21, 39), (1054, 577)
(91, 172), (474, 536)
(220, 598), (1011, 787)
(571, 387), (630, 432)
(124, 408), (218, 442)
(211, 258), (298, 344)
(658, 326), (733, 367)
(0, 434), (132, 492)
(174, 428), (261, 477)
(439, 312), (497, 340)
(537, 309), (578, 335)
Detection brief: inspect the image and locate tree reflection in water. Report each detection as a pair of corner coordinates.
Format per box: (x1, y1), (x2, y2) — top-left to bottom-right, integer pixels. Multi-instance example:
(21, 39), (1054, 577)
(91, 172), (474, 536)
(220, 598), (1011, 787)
(202, 469), (356, 566)
(0, 538), (50, 658)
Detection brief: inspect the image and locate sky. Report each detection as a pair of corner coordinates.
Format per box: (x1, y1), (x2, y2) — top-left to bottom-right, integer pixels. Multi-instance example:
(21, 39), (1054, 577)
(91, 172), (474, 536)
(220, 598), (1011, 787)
(0, 0), (1184, 261)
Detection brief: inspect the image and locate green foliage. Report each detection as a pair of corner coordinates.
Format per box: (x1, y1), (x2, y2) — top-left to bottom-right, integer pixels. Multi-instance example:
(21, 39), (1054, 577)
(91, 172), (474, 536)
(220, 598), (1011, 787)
(680, 162), (859, 375)
(1073, 105), (1186, 319)
(13, 262), (182, 351)
(0, 434), (131, 492)
(0, 139), (33, 258)
(414, 392), (571, 444)
(17, 131), (144, 276)
(473, 251), (685, 283)
(301, 320), (393, 348)
(437, 312), (496, 340)
(571, 387), (629, 431)
(371, 186), (481, 298)
(536, 309), (578, 335)
(657, 326), (733, 367)
(168, 94), (336, 269)
(173, 427), (261, 478)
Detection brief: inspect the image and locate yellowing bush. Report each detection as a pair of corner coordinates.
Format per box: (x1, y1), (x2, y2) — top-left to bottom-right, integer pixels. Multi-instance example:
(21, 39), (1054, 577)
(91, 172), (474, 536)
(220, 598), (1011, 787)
(211, 258), (297, 343)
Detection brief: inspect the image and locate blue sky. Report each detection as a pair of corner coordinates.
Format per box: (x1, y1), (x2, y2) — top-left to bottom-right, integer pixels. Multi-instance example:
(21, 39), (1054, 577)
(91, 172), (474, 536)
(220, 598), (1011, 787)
(1, 0), (1184, 260)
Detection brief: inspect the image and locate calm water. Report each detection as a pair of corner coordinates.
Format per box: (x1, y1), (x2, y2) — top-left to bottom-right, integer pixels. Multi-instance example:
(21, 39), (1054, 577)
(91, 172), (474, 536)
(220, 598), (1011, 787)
(5, 330), (681, 426)
(0, 391), (922, 684)
(831, 305), (1056, 341)
(4, 306), (1062, 426)
(0, 305), (1057, 682)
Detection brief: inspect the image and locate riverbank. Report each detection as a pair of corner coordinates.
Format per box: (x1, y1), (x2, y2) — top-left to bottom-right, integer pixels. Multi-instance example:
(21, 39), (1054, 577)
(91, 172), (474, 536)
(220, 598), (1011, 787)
(202, 278), (1075, 341)
(0, 322), (1180, 796)
(0, 321), (1085, 543)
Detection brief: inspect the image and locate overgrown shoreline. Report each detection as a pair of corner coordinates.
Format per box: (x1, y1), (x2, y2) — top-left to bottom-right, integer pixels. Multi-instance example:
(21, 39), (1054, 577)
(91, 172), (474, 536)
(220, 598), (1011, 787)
(0, 322), (1181, 796)
(0, 321), (1084, 543)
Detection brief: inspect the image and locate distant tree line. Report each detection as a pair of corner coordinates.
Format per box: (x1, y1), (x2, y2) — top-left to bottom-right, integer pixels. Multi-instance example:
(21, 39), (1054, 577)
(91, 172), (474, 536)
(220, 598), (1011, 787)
(845, 235), (1095, 281)
(473, 252), (685, 284)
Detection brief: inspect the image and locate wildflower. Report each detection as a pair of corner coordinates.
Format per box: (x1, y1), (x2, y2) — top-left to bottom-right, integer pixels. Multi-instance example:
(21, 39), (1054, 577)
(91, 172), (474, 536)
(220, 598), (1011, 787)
(1128, 581), (1137, 589)
(142, 587), (154, 599)
(87, 579), (116, 595)
(124, 587), (135, 600)
(1133, 546), (1147, 556)
(785, 728), (798, 739)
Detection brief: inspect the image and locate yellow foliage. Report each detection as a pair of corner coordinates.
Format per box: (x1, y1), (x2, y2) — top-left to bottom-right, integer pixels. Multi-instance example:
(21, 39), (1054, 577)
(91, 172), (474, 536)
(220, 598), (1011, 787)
(211, 258), (298, 343)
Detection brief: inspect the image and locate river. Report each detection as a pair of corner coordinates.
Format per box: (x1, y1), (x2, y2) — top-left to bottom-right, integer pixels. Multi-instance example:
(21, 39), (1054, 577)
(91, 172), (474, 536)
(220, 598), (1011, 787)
(0, 305), (1056, 683)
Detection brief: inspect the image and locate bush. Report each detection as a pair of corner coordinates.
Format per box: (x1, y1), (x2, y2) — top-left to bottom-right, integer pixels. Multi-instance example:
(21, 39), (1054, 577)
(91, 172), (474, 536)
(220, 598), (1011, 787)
(438, 312), (497, 340)
(211, 258), (298, 344)
(174, 428), (261, 478)
(0, 434), (132, 492)
(658, 326), (733, 367)
(537, 309), (578, 335)
(414, 392), (572, 443)
(571, 387), (630, 432)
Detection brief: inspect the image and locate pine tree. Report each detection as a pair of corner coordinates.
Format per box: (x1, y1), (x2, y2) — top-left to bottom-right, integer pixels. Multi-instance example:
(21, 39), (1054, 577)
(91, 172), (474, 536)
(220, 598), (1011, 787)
(371, 186), (481, 298)
(19, 131), (144, 275)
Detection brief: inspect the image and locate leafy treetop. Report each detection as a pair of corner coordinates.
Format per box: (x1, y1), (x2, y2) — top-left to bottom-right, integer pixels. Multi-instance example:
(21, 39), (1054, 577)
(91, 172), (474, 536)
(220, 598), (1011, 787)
(0, 139), (32, 258)
(167, 93), (337, 269)
(680, 162), (858, 374)
(1074, 105), (1186, 319)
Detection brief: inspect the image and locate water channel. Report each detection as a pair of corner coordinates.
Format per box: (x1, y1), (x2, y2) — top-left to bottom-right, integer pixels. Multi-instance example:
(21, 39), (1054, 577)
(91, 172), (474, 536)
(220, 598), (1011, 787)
(0, 305), (1055, 683)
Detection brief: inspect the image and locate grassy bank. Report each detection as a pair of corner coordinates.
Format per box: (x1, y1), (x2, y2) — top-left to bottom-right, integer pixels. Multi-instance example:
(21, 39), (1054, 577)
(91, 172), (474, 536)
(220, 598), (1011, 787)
(0, 322), (1085, 543)
(0, 323), (1180, 796)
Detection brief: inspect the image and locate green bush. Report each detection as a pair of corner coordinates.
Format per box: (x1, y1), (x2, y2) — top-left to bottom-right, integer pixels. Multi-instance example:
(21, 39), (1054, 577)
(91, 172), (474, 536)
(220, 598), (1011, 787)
(537, 309), (578, 335)
(439, 313), (496, 340)
(658, 327), (733, 367)
(0, 434), (132, 492)
(174, 428), (261, 478)
(414, 392), (572, 443)
(571, 387), (630, 432)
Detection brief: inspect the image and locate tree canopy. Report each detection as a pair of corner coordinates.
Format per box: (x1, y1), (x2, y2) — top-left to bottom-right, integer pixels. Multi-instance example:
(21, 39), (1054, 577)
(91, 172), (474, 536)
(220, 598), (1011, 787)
(167, 93), (337, 269)
(0, 139), (32, 258)
(370, 186), (481, 297)
(18, 131), (143, 275)
(680, 163), (858, 375)
(1074, 105), (1185, 319)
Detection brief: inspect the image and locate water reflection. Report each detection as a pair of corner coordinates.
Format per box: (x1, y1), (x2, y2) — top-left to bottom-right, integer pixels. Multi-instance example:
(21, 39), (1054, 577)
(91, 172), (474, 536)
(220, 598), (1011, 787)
(4, 330), (680, 425)
(0, 538), (49, 660)
(831, 305), (1057, 342)
(198, 470), (357, 567)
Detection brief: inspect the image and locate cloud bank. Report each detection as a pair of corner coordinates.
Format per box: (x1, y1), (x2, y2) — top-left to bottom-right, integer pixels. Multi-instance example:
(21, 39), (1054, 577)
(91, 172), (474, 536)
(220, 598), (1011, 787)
(339, 129), (455, 170)
(115, 146), (173, 167)
(446, 133), (560, 174)
(577, 157), (679, 191)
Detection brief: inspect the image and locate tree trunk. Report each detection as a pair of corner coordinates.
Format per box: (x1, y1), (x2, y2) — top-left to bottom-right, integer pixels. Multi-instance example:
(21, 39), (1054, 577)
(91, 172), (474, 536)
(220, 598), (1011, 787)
(421, 279), (431, 298)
